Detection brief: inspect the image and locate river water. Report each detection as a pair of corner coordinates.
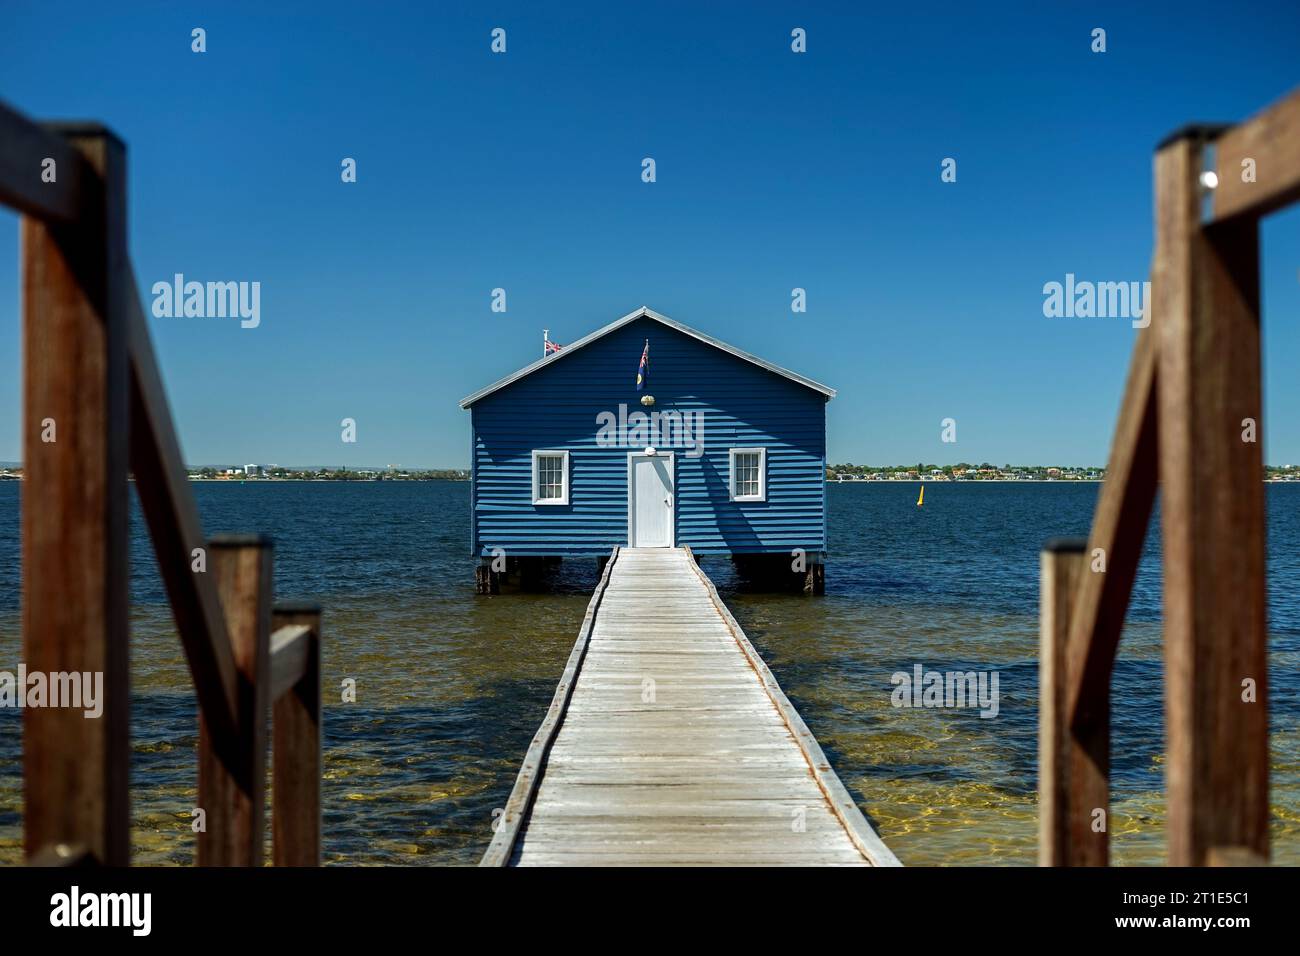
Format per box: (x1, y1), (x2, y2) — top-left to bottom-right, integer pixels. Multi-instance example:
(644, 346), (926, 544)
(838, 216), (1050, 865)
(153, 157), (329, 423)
(0, 480), (1296, 865)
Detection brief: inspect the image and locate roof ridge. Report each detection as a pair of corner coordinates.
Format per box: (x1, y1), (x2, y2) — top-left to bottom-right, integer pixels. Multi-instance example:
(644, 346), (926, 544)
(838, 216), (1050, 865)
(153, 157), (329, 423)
(459, 307), (835, 407)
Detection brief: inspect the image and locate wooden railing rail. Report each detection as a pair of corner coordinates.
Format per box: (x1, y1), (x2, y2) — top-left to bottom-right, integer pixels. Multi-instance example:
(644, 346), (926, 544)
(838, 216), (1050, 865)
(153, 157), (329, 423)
(269, 624), (313, 700)
(4, 98), (322, 867)
(1211, 89), (1300, 223)
(127, 266), (241, 749)
(1038, 87), (1296, 867)
(0, 102), (95, 222)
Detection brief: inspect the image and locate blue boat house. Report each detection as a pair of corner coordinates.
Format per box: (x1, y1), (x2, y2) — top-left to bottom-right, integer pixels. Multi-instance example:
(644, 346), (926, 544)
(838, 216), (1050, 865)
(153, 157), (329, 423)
(460, 307), (835, 593)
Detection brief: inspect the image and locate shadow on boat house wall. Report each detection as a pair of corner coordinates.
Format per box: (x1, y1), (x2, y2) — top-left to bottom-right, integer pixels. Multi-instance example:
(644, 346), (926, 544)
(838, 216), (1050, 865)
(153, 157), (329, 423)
(459, 307), (834, 594)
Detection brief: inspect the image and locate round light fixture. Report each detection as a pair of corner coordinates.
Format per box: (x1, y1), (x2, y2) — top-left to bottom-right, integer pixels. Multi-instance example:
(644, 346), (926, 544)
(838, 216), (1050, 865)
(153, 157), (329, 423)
(640, 394), (655, 407)
(644, 446), (656, 456)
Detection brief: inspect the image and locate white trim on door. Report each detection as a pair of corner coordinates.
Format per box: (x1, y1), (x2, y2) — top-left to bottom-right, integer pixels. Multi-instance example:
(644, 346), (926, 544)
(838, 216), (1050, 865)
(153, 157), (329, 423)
(627, 451), (675, 547)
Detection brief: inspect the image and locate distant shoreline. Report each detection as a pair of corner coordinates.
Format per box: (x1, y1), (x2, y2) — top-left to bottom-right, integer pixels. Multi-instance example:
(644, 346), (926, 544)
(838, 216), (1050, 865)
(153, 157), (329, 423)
(183, 477), (471, 482)
(827, 478), (1300, 484)
(829, 478), (1104, 483)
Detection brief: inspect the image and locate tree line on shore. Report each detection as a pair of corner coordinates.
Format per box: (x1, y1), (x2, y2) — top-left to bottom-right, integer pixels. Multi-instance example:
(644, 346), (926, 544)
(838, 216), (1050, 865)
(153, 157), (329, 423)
(186, 466), (469, 480)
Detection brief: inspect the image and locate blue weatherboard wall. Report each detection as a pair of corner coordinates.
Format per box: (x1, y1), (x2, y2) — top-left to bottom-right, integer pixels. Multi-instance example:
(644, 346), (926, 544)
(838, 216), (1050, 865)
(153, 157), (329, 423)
(467, 315), (828, 558)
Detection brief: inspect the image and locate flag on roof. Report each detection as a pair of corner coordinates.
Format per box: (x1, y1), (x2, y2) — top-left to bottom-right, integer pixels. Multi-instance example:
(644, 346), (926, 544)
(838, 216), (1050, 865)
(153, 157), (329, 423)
(636, 339), (649, 390)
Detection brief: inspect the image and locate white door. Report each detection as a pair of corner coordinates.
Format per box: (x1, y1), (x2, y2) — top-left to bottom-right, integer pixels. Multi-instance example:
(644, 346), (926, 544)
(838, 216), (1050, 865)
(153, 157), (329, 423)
(629, 453), (674, 547)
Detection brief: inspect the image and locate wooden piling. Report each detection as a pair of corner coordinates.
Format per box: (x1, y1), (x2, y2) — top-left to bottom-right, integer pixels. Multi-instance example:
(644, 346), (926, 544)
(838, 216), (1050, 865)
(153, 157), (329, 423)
(475, 560), (500, 595)
(805, 554), (825, 595)
(731, 552), (825, 595)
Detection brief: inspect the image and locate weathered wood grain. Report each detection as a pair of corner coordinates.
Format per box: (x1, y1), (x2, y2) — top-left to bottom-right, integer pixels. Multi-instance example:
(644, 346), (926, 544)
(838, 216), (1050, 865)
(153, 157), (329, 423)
(126, 262), (241, 750)
(271, 603), (321, 866)
(197, 536), (272, 866)
(1062, 305), (1159, 866)
(1213, 88), (1300, 222)
(21, 126), (130, 865)
(488, 548), (898, 867)
(1157, 134), (1269, 866)
(1038, 538), (1085, 866)
(480, 548), (619, 866)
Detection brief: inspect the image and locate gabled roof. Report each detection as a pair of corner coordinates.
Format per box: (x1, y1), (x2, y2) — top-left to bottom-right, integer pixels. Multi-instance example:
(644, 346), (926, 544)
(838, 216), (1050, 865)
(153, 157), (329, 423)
(458, 306), (836, 408)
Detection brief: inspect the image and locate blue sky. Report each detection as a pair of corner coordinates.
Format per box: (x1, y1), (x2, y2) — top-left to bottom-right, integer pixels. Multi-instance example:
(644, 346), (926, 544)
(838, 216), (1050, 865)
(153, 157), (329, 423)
(1, 0), (1298, 468)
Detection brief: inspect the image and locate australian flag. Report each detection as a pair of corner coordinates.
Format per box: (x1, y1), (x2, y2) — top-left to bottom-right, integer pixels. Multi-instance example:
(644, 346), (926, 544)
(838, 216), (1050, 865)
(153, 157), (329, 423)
(636, 339), (649, 391)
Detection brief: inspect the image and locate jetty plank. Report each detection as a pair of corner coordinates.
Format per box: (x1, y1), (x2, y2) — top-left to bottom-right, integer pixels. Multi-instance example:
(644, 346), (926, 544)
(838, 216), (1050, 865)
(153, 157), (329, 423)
(483, 547), (898, 867)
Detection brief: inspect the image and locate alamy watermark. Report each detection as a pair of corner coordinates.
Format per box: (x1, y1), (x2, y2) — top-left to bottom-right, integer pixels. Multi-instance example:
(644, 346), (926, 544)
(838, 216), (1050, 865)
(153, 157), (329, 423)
(890, 664), (999, 718)
(50, 886), (150, 936)
(0, 665), (103, 718)
(1042, 273), (1149, 328)
(151, 273), (261, 328)
(596, 403), (704, 457)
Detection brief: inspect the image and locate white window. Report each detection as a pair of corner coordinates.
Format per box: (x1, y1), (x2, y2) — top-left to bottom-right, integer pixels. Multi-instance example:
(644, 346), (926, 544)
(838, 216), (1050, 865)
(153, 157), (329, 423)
(729, 447), (767, 501)
(531, 450), (570, 505)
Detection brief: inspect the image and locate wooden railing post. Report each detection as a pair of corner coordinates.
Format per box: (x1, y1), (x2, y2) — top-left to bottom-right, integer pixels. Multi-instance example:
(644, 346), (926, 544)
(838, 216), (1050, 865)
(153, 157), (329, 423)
(21, 125), (130, 865)
(272, 603), (322, 866)
(1039, 538), (1086, 865)
(198, 535), (273, 865)
(1155, 132), (1269, 865)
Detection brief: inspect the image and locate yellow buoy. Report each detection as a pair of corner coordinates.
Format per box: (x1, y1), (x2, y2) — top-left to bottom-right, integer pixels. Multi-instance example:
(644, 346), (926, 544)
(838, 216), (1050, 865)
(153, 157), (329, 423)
(917, 484), (924, 507)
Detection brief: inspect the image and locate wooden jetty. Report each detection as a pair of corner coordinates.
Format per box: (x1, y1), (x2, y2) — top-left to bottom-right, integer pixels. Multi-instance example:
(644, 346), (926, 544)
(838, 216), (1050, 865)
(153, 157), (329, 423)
(483, 547), (899, 866)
